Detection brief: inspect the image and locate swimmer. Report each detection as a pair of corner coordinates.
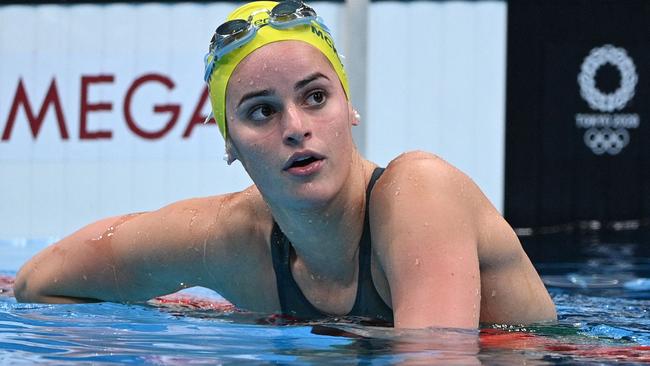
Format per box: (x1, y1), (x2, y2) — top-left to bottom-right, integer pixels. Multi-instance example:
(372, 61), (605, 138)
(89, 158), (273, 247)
(14, 0), (556, 329)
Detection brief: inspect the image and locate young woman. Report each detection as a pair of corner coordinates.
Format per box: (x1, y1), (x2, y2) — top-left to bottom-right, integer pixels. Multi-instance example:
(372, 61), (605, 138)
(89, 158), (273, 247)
(14, 1), (556, 329)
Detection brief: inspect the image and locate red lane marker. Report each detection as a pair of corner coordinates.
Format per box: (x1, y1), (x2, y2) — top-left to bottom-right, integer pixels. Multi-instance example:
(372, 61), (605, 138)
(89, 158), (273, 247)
(0, 275), (14, 297)
(150, 294), (238, 312)
(480, 329), (650, 362)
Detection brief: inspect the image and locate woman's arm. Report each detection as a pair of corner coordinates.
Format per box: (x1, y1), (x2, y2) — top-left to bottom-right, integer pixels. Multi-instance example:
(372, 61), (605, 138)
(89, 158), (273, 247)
(14, 193), (250, 304)
(372, 151), (555, 328)
(14, 213), (139, 303)
(371, 151), (482, 329)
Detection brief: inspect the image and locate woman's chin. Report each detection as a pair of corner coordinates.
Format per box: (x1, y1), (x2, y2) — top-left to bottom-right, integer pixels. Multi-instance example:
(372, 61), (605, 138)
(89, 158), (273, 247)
(286, 194), (332, 210)
(280, 184), (337, 210)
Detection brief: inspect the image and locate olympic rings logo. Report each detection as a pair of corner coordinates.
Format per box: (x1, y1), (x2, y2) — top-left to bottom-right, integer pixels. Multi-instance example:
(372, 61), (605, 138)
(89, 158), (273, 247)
(583, 127), (629, 155)
(577, 44), (637, 112)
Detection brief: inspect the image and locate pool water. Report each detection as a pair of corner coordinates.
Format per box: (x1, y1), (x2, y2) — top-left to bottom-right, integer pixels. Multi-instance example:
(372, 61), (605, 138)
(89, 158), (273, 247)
(2, 236), (650, 365)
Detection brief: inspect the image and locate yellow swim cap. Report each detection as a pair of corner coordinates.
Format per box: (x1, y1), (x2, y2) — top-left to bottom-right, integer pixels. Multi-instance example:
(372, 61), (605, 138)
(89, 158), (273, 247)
(205, 1), (350, 139)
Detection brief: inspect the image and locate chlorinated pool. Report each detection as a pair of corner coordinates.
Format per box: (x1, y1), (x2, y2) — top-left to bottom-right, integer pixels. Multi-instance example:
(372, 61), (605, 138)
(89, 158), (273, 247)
(1, 236), (649, 365)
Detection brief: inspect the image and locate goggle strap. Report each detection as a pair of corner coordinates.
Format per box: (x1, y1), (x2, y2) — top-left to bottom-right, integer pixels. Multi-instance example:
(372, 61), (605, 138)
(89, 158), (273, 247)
(204, 111), (214, 124)
(269, 15), (316, 29)
(314, 16), (332, 34)
(204, 54), (215, 83)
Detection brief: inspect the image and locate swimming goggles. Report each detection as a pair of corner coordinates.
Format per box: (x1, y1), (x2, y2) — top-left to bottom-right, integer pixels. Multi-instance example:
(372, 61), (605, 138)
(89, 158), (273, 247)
(203, 0), (331, 83)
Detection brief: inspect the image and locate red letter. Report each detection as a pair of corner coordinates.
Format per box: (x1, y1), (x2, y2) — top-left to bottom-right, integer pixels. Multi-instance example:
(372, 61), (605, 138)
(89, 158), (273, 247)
(2, 78), (69, 141)
(124, 74), (179, 140)
(182, 86), (215, 138)
(80, 75), (114, 140)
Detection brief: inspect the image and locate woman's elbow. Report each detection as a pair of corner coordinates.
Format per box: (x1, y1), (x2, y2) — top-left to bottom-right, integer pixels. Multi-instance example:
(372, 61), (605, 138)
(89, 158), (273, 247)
(13, 269), (37, 303)
(14, 263), (57, 303)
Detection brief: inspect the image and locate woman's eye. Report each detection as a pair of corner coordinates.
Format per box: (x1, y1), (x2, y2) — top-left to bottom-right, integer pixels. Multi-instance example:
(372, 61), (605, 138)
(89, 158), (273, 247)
(306, 91), (326, 106)
(248, 105), (275, 121)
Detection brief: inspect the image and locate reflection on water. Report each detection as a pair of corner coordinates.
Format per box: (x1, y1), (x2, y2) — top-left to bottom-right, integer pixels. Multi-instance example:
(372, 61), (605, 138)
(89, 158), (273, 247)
(1, 230), (649, 364)
(530, 230), (650, 300)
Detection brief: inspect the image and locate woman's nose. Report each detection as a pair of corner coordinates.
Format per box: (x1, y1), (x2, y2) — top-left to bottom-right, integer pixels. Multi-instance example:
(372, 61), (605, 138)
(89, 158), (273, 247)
(282, 106), (312, 145)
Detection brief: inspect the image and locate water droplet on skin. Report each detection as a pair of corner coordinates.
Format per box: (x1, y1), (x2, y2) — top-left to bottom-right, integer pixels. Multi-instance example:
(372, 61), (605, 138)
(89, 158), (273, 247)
(89, 214), (139, 244)
(414, 258), (421, 266)
(249, 80), (254, 86)
(187, 208), (199, 228)
(491, 290), (497, 297)
(83, 275), (88, 281)
(394, 189), (400, 196)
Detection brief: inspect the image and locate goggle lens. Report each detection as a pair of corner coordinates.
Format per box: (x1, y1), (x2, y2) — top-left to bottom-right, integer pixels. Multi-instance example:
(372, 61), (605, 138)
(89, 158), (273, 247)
(216, 19), (250, 37)
(271, 1), (305, 19)
(214, 19), (252, 50)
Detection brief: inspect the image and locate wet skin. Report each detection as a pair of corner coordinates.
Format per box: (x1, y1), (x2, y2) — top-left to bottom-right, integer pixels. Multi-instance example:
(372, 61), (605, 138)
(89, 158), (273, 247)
(14, 41), (556, 329)
(224, 41), (360, 211)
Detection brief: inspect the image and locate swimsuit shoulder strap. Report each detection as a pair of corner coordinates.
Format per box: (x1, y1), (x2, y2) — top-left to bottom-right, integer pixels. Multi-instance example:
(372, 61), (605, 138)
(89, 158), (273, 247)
(349, 167), (394, 322)
(270, 222), (324, 319)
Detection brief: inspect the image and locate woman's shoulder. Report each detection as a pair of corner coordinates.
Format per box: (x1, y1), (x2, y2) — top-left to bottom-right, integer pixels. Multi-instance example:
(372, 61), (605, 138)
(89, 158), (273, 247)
(370, 150), (494, 241)
(386, 150), (449, 169)
(373, 151), (523, 263)
(377, 150), (480, 202)
(156, 185), (273, 249)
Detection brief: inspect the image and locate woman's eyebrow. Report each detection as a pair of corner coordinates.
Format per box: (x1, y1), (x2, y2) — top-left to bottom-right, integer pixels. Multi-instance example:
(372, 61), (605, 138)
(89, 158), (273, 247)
(294, 72), (329, 92)
(237, 89), (275, 108)
(236, 73), (328, 107)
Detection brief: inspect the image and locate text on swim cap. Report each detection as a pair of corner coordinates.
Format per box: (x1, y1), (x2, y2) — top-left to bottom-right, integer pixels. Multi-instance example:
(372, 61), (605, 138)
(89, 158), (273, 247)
(310, 25), (342, 65)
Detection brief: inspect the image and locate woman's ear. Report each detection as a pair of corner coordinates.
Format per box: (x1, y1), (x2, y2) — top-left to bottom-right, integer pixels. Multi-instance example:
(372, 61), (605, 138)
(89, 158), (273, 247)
(224, 138), (239, 165)
(348, 102), (361, 126)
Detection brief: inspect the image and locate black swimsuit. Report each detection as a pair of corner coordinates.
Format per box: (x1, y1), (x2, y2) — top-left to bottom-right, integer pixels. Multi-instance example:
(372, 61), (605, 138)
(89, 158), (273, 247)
(270, 167), (393, 324)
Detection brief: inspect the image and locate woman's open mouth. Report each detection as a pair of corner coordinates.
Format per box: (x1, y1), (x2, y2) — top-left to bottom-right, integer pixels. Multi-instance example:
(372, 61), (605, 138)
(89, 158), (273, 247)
(284, 153), (325, 177)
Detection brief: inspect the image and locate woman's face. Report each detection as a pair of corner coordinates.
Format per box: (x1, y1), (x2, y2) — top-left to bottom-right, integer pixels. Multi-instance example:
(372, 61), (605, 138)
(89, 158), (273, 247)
(225, 41), (357, 208)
